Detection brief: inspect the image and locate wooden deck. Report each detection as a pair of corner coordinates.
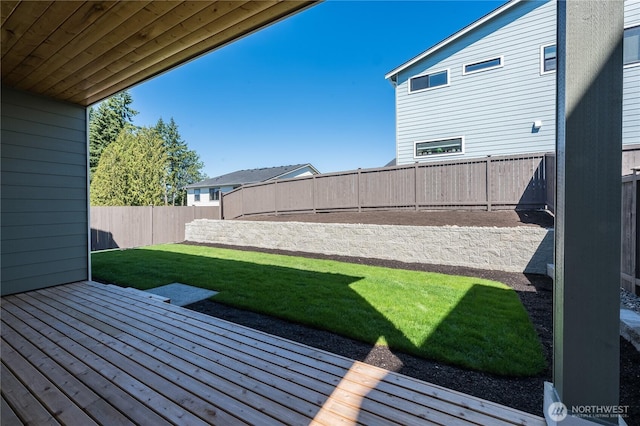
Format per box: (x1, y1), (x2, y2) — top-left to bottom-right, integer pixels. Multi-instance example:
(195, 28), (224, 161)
(1, 281), (545, 425)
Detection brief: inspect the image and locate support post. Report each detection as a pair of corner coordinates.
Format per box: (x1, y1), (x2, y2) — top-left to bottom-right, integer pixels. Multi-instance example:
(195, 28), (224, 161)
(547, 1), (624, 424)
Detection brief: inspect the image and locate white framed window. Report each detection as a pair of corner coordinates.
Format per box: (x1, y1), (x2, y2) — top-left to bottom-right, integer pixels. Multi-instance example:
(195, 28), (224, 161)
(194, 188), (200, 202)
(408, 69), (449, 93)
(414, 136), (464, 158)
(540, 44), (556, 74)
(462, 56), (503, 75)
(209, 188), (220, 201)
(624, 25), (640, 67)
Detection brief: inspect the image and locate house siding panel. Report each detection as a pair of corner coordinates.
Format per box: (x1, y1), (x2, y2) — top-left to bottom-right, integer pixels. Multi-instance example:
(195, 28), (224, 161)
(624, 2), (640, 146)
(394, 0), (639, 165)
(624, 68), (640, 146)
(1, 87), (88, 295)
(395, 1), (556, 166)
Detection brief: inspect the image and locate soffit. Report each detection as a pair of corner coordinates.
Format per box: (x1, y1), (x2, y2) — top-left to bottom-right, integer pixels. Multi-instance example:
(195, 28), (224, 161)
(1, 1), (316, 106)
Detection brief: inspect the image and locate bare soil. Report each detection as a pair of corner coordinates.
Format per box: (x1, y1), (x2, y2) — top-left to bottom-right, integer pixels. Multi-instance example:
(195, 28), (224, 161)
(235, 209), (555, 228)
(183, 210), (639, 421)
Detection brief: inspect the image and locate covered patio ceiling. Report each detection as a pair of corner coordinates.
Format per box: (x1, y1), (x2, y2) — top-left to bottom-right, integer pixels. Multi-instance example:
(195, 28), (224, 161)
(1, 0), (317, 107)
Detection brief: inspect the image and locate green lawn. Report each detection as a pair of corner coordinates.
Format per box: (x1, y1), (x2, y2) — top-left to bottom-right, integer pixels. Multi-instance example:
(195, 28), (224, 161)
(92, 243), (546, 376)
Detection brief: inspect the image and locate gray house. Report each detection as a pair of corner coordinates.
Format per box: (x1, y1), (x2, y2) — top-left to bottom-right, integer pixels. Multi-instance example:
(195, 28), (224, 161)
(0, 1), (316, 297)
(385, 0), (640, 166)
(185, 163), (319, 206)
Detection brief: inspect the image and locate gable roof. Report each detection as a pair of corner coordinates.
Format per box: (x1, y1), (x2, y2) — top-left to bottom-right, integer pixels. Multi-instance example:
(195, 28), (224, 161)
(1, 1), (317, 106)
(384, 0), (519, 83)
(186, 164), (319, 189)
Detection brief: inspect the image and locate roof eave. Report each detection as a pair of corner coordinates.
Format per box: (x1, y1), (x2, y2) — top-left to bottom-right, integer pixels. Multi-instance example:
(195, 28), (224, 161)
(384, 0), (521, 81)
(269, 163), (319, 180)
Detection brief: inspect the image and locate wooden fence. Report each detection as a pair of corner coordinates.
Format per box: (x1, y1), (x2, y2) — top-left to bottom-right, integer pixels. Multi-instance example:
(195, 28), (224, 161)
(547, 145), (640, 294)
(222, 153), (550, 219)
(621, 173), (640, 293)
(545, 153), (556, 213)
(91, 206), (219, 251)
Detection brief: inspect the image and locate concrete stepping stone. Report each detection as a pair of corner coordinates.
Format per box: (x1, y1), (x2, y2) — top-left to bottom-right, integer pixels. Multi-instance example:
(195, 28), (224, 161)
(146, 283), (218, 307)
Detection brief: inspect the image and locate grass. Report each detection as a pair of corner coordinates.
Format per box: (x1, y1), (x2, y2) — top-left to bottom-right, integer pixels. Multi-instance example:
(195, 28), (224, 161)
(92, 243), (546, 376)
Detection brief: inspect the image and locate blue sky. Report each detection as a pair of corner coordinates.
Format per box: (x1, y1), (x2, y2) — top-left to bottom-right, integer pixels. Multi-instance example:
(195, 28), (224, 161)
(129, 1), (504, 178)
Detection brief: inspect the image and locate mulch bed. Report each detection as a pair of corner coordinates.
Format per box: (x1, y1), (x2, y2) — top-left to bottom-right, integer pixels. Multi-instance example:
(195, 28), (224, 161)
(234, 209), (555, 228)
(183, 210), (639, 421)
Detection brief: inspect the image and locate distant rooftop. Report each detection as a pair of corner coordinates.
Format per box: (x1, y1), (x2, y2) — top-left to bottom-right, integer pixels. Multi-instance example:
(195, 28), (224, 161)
(185, 164), (318, 189)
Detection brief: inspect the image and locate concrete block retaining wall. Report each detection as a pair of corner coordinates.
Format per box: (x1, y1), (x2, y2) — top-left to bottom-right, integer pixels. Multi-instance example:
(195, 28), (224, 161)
(185, 219), (554, 274)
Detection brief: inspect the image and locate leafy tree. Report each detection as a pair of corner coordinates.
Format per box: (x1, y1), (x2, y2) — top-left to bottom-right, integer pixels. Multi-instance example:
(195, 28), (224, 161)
(89, 90), (138, 177)
(155, 117), (205, 205)
(90, 126), (167, 206)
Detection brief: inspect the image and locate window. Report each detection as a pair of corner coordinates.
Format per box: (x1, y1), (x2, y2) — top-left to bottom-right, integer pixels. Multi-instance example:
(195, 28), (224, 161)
(209, 188), (220, 201)
(409, 69), (449, 93)
(194, 188), (200, 202)
(624, 25), (640, 66)
(540, 44), (556, 74)
(463, 56), (503, 75)
(414, 137), (464, 158)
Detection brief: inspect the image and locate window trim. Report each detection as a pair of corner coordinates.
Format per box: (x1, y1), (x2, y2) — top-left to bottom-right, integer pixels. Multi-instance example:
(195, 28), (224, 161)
(413, 136), (465, 159)
(462, 56), (504, 75)
(624, 23), (640, 68)
(540, 43), (556, 75)
(407, 68), (450, 94)
(194, 188), (200, 202)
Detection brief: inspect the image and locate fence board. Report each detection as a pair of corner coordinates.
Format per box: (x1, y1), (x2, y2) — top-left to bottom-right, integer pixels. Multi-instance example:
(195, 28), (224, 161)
(490, 155), (546, 208)
(222, 190), (243, 220)
(545, 154), (556, 213)
(359, 166), (416, 208)
(242, 184), (276, 215)
(91, 206), (219, 251)
(416, 159), (487, 207)
(314, 173), (359, 210)
(275, 177), (315, 213)
(621, 180), (634, 281)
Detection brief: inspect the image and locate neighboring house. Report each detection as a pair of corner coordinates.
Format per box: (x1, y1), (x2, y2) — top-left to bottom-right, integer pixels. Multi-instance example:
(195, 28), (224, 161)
(385, 0), (640, 166)
(185, 164), (319, 206)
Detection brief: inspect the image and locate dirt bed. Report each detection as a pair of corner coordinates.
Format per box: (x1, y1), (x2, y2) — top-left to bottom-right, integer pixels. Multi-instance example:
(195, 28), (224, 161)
(184, 210), (639, 421)
(234, 209), (555, 228)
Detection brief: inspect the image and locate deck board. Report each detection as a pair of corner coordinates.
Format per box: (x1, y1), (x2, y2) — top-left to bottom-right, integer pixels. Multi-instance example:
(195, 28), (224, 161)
(0, 281), (545, 426)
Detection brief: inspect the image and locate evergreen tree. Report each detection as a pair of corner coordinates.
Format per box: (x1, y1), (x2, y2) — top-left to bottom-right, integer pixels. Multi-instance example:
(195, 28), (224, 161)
(90, 126), (167, 206)
(155, 117), (205, 205)
(89, 90), (138, 177)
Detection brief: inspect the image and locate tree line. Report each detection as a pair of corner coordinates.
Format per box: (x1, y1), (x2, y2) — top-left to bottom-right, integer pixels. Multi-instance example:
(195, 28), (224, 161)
(89, 91), (205, 206)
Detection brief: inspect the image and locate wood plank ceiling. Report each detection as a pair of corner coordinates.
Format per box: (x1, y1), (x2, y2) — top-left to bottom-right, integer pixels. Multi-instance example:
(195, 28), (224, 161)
(1, 1), (316, 106)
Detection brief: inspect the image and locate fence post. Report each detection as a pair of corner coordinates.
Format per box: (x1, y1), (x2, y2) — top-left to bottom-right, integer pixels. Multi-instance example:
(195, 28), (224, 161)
(357, 169), (362, 212)
(633, 168), (640, 288)
(274, 181), (278, 216)
(486, 156), (492, 211)
(415, 163), (419, 211)
(313, 175), (317, 213)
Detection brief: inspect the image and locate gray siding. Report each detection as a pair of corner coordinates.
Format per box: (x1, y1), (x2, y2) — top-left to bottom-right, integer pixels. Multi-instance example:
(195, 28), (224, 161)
(394, 0), (639, 165)
(624, 1), (640, 146)
(1, 87), (88, 295)
(395, 1), (556, 166)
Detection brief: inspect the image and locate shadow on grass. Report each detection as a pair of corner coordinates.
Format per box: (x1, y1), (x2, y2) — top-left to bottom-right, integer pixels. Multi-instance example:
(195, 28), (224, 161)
(92, 247), (545, 376)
